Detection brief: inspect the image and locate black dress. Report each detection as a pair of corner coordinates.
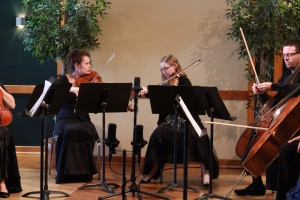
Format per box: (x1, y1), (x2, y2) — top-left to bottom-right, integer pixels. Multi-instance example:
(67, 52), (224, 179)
(0, 82), (22, 193)
(54, 75), (99, 183)
(142, 76), (219, 180)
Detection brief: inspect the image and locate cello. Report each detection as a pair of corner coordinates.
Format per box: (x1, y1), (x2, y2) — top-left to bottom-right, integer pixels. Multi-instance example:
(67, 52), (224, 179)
(242, 85), (300, 178)
(235, 65), (300, 159)
(0, 89), (13, 127)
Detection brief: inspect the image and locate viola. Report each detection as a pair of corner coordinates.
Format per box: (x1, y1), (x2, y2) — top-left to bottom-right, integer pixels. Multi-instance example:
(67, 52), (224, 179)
(0, 89), (13, 127)
(76, 53), (116, 86)
(77, 70), (134, 112)
(76, 70), (103, 86)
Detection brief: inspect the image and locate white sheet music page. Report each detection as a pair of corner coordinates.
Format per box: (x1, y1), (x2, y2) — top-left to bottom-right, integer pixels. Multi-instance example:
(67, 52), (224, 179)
(27, 80), (52, 117)
(176, 96), (208, 137)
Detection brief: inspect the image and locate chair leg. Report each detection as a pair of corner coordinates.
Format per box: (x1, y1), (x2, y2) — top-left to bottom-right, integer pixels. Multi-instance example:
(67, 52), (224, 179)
(160, 163), (165, 183)
(97, 141), (101, 180)
(48, 138), (54, 175)
(160, 168), (163, 183)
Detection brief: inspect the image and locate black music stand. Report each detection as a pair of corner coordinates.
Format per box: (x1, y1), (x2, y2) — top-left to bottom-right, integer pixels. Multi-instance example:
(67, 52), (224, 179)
(193, 86), (236, 200)
(147, 85), (205, 196)
(21, 81), (71, 200)
(75, 83), (132, 194)
(98, 79), (169, 200)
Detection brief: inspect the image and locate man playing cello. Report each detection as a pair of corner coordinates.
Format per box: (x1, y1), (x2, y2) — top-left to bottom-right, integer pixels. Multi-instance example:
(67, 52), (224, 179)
(234, 39), (300, 199)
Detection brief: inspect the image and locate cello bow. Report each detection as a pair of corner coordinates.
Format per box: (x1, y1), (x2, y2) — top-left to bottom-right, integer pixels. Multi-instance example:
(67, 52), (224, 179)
(239, 28), (260, 84)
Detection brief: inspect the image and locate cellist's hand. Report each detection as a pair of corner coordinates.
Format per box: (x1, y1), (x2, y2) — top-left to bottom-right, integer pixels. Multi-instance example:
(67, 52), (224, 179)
(288, 136), (300, 153)
(252, 83), (264, 94)
(256, 82), (272, 92)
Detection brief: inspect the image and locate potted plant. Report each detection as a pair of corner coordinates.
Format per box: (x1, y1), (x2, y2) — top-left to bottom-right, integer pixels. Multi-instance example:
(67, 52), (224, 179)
(20, 0), (111, 74)
(226, 0), (300, 83)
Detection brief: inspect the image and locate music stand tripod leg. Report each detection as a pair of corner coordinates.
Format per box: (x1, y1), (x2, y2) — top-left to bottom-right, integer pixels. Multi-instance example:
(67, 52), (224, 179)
(156, 94), (199, 194)
(78, 92), (119, 194)
(22, 107), (70, 200)
(195, 113), (231, 200)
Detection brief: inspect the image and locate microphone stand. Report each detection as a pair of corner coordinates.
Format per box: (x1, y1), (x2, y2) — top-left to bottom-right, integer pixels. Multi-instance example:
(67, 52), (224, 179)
(98, 77), (169, 200)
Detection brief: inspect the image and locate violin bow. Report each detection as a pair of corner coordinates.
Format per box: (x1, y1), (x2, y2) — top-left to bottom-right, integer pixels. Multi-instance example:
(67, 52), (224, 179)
(158, 59), (201, 85)
(239, 28), (260, 84)
(99, 52), (116, 73)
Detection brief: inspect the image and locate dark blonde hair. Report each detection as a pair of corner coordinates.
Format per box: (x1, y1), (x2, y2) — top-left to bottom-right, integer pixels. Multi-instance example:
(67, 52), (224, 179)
(66, 50), (91, 73)
(160, 55), (187, 81)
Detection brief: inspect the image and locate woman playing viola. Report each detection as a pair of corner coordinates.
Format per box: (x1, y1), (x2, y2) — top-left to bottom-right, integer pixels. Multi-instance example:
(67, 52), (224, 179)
(139, 55), (219, 187)
(0, 82), (22, 198)
(54, 50), (100, 183)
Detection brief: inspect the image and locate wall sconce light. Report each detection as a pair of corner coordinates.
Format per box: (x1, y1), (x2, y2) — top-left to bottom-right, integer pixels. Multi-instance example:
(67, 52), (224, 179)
(16, 17), (25, 26)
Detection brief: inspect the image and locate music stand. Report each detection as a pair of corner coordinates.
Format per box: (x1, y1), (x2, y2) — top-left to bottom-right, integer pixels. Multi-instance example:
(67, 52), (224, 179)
(21, 81), (71, 200)
(147, 85), (205, 195)
(193, 86), (236, 200)
(98, 80), (169, 200)
(75, 83), (132, 194)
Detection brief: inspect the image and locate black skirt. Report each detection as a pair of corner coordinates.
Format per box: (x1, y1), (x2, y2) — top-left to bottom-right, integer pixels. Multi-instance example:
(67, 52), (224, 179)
(54, 114), (99, 183)
(142, 124), (219, 180)
(0, 126), (22, 193)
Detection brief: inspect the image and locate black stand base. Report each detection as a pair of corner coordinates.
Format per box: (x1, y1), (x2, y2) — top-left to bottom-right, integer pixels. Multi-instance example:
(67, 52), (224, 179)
(22, 190), (70, 199)
(98, 148), (169, 200)
(78, 181), (120, 194)
(157, 183), (199, 194)
(98, 182), (170, 200)
(195, 193), (231, 200)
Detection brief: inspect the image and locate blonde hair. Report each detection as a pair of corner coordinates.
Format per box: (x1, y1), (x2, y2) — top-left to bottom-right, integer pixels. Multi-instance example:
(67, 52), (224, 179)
(160, 55), (187, 81)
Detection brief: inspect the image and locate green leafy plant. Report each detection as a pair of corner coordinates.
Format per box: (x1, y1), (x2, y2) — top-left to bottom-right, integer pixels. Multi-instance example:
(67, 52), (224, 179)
(226, 0), (300, 108)
(20, 0), (111, 74)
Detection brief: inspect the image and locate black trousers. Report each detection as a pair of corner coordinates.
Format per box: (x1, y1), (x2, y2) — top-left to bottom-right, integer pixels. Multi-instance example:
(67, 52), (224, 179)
(277, 141), (300, 200)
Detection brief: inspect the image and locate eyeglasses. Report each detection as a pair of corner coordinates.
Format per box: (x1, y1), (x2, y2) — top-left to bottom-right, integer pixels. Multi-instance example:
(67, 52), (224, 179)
(282, 52), (300, 58)
(160, 64), (173, 72)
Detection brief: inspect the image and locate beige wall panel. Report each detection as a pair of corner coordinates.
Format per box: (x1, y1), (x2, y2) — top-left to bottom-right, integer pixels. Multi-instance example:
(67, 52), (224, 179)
(89, 0), (247, 160)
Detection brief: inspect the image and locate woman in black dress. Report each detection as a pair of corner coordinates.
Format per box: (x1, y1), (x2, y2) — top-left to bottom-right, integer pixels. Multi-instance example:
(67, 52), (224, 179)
(54, 50), (100, 183)
(0, 82), (22, 198)
(139, 55), (219, 187)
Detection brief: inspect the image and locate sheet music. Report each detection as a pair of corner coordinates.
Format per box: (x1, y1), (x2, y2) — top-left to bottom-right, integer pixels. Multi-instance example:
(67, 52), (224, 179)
(26, 80), (52, 117)
(176, 95), (208, 137)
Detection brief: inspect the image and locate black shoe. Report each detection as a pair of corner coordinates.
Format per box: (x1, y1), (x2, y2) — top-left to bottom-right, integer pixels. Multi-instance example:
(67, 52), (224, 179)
(234, 184), (266, 196)
(140, 177), (152, 184)
(203, 182), (210, 189)
(0, 192), (10, 198)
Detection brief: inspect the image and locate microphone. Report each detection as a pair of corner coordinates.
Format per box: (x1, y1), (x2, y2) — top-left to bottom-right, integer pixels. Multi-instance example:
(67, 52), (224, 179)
(132, 125), (148, 164)
(133, 77), (142, 93)
(105, 123), (120, 162)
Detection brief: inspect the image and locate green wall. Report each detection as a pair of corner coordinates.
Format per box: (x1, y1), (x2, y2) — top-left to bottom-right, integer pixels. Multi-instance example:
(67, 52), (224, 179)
(0, 0), (56, 146)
